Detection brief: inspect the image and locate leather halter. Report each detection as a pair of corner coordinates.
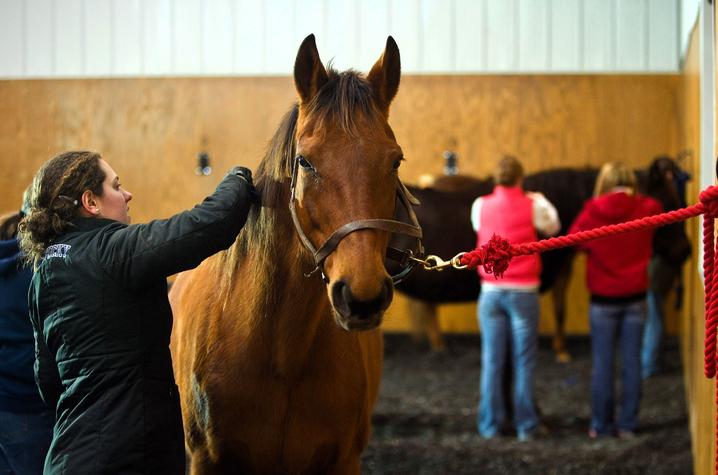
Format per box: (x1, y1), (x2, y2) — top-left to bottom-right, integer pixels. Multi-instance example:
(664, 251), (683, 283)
(288, 156), (423, 284)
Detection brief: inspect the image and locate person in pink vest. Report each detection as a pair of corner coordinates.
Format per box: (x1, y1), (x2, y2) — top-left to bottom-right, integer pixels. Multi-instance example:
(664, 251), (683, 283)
(471, 156), (560, 441)
(569, 162), (661, 438)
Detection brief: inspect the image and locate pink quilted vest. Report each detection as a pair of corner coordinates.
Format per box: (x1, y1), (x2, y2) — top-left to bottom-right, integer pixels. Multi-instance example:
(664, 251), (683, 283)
(478, 186), (541, 286)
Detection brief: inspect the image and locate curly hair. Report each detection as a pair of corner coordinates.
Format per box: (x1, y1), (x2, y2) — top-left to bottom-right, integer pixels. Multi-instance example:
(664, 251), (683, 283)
(18, 151), (105, 267)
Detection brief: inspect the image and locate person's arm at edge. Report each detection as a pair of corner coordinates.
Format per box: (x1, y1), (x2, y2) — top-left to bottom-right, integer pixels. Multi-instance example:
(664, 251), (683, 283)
(528, 191), (561, 237)
(470, 197), (483, 234)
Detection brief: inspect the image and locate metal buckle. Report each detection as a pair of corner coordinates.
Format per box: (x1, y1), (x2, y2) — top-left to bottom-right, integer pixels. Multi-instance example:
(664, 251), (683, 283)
(409, 252), (467, 272)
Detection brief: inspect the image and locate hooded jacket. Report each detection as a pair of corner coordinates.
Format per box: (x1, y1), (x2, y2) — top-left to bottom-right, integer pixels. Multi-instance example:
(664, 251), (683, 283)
(568, 191), (662, 300)
(0, 238), (46, 413)
(29, 173), (252, 474)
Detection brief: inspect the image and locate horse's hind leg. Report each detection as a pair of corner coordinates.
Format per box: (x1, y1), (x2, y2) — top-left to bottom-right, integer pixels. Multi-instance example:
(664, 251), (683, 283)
(551, 260), (572, 363)
(408, 299), (445, 352)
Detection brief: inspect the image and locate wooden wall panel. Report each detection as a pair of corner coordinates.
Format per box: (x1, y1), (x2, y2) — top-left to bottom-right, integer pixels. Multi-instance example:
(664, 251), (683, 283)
(678, 21), (711, 475)
(386, 74), (679, 335)
(0, 73), (680, 337)
(0, 77), (296, 221)
(392, 75), (679, 182)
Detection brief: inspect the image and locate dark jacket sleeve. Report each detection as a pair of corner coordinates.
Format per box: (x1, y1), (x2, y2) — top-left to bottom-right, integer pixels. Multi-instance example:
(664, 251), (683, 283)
(28, 285), (62, 408)
(97, 173), (253, 289)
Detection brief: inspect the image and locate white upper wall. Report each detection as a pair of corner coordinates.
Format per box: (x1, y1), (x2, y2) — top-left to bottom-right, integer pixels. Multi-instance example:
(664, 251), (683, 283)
(0, 0), (683, 78)
(680, 0), (700, 59)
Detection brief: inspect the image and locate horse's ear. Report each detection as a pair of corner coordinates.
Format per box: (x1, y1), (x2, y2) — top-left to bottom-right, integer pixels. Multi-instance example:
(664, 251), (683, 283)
(367, 36), (401, 116)
(294, 34), (329, 105)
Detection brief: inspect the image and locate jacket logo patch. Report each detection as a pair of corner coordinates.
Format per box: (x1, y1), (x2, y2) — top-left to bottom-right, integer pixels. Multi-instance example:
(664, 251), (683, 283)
(45, 244), (71, 259)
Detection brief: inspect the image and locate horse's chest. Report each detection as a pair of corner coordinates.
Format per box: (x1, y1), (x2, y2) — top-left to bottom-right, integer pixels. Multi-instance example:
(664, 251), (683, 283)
(261, 372), (367, 432)
(210, 374), (367, 472)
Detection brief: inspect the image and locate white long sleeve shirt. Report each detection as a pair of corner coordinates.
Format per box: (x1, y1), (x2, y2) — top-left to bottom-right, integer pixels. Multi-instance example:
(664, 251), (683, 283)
(471, 191), (561, 236)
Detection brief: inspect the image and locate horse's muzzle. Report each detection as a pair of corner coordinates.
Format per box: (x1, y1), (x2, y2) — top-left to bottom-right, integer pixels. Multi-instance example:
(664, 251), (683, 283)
(330, 277), (393, 331)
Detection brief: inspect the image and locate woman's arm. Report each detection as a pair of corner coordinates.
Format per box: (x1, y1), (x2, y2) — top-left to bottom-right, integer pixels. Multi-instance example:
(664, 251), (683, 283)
(527, 191), (561, 237)
(98, 170), (255, 289)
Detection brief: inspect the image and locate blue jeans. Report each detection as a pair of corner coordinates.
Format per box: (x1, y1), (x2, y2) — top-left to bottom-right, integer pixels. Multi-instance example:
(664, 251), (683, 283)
(590, 301), (646, 434)
(477, 289), (539, 438)
(641, 290), (663, 379)
(0, 409), (54, 475)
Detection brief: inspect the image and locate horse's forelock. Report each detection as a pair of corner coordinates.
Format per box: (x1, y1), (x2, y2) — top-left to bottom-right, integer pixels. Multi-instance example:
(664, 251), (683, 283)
(305, 69), (382, 137)
(256, 69), (383, 195)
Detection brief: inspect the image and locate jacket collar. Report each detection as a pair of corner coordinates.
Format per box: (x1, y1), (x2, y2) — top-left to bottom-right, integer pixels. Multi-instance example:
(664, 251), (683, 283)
(67, 217), (121, 233)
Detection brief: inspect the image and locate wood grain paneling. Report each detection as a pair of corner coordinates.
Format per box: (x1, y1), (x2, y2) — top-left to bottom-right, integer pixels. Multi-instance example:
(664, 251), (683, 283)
(681, 10), (714, 475)
(393, 75), (680, 182)
(0, 77), (296, 220)
(0, 73), (680, 337)
(386, 73), (681, 336)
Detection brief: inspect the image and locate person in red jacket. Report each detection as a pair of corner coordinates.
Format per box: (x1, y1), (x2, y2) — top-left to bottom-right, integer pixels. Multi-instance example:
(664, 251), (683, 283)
(569, 162), (662, 438)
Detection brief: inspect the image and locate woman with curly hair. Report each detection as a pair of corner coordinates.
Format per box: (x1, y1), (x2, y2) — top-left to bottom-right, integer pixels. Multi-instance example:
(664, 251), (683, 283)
(19, 151), (256, 474)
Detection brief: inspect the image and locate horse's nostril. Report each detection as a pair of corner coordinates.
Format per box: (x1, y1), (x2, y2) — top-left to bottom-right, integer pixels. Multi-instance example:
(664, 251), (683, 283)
(332, 278), (394, 320)
(342, 283), (353, 306)
(332, 280), (348, 305)
(331, 280), (354, 319)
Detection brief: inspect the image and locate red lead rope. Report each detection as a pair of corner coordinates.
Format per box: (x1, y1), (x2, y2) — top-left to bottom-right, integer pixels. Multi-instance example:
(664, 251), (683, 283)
(458, 185), (718, 470)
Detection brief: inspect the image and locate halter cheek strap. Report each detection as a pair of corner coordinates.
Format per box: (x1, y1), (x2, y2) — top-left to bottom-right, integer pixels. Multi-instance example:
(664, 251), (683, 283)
(289, 156), (424, 284)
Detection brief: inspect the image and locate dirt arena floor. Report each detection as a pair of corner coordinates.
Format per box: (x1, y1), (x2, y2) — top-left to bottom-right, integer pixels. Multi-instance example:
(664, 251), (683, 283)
(362, 334), (692, 475)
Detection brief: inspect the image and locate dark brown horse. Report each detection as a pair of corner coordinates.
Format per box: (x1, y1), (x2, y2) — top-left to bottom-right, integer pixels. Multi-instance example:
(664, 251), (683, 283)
(398, 160), (689, 361)
(170, 35), (418, 473)
(395, 169), (595, 359)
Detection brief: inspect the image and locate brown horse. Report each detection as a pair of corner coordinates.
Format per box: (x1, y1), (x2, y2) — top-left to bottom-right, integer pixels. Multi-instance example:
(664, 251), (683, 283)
(170, 35), (417, 473)
(399, 159), (690, 362)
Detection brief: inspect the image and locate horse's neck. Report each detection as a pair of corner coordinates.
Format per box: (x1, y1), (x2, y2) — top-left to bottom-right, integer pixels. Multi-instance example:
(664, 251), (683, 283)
(233, 201), (334, 378)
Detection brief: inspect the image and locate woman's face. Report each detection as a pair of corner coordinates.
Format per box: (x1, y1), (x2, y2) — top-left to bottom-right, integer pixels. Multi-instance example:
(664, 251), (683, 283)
(96, 159), (133, 224)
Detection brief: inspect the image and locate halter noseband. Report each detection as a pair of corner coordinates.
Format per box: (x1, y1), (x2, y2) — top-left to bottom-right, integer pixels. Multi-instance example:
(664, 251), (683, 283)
(288, 156), (423, 284)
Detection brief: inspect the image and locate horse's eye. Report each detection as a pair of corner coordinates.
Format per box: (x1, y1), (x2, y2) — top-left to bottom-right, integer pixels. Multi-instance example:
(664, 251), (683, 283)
(297, 155), (314, 171)
(392, 158), (404, 170)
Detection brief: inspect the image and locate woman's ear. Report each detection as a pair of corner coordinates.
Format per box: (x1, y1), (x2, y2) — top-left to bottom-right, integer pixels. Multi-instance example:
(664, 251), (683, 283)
(80, 190), (101, 216)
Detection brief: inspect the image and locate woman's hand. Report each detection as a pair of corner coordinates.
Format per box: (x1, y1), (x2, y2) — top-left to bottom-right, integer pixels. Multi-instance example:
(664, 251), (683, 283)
(228, 166), (260, 204)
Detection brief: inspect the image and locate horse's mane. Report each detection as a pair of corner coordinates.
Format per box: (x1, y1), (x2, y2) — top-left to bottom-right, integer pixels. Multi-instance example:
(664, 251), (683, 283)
(212, 68), (382, 307)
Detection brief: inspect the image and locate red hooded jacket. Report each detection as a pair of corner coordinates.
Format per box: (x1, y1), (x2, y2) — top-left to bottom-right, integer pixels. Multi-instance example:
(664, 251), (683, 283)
(568, 191), (662, 299)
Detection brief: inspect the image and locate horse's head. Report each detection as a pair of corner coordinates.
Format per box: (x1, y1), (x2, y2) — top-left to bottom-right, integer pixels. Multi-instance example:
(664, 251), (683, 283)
(646, 155), (691, 208)
(289, 34), (410, 331)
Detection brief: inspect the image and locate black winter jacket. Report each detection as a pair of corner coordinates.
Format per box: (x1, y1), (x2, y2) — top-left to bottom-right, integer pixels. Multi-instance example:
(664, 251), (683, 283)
(28, 173), (252, 474)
